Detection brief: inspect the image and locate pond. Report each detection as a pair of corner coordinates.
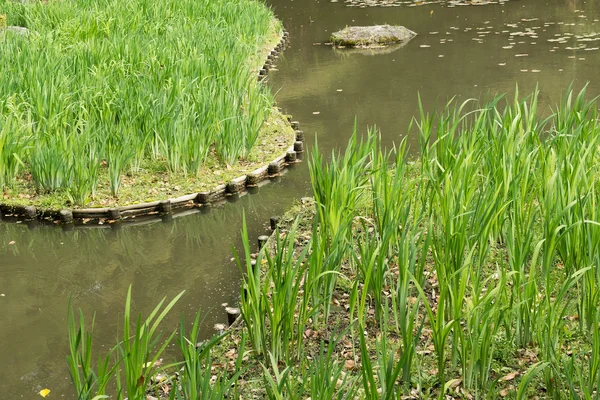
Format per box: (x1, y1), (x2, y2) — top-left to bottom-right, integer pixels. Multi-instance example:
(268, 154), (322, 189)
(1, 0), (599, 396)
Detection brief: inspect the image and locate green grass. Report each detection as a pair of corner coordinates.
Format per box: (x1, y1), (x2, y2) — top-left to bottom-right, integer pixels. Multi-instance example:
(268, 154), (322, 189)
(0, 0), (288, 207)
(0, 108), (294, 209)
(66, 87), (600, 399)
(226, 86), (600, 399)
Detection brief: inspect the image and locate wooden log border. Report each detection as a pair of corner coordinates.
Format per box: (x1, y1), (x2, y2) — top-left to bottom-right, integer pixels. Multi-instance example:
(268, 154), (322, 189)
(0, 29), (302, 226)
(223, 211), (288, 330)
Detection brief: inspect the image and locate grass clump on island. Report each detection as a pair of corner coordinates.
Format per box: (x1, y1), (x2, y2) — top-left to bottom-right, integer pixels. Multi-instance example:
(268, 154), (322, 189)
(66, 87), (600, 399)
(0, 0), (292, 209)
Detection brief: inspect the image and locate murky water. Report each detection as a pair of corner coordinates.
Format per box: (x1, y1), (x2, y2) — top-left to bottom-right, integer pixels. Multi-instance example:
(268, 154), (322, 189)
(1, 0), (599, 397)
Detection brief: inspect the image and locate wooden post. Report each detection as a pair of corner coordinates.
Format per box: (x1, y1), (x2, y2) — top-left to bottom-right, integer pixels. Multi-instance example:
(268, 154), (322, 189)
(108, 208), (121, 221)
(158, 200), (172, 215)
(268, 161), (280, 175)
(59, 210), (74, 224)
(294, 141), (304, 153)
(24, 206), (36, 220)
(295, 130), (304, 141)
(195, 192), (210, 204)
(291, 121), (299, 130)
(226, 307), (241, 326)
(258, 235), (269, 250)
(270, 216), (280, 230)
(286, 150), (297, 162)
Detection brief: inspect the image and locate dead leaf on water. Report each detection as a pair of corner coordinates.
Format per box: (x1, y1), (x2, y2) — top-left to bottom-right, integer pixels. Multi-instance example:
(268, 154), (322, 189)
(39, 389), (51, 398)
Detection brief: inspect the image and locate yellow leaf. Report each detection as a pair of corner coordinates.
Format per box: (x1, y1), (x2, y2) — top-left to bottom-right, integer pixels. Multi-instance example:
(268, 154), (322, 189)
(39, 389), (51, 397)
(500, 371), (519, 381)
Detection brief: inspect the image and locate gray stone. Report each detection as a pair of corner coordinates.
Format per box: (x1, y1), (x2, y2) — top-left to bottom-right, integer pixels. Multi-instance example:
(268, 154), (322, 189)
(4, 26), (30, 36)
(331, 25), (416, 48)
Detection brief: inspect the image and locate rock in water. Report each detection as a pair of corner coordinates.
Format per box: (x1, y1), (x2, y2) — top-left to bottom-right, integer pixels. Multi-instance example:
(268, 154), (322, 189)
(331, 25), (416, 47)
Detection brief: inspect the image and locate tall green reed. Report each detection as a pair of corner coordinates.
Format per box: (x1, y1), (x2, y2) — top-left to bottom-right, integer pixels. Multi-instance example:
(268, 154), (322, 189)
(67, 287), (183, 400)
(116, 286), (184, 400)
(308, 130), (372, 324)
(67, 303), (116, 400)
(1, 0), (278, 196)
(174, 311), (238, 400)
(237, 215), (311, 364)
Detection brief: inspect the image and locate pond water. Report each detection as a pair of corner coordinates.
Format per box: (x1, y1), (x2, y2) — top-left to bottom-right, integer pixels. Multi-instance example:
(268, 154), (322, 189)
(1, 0), (599, 397)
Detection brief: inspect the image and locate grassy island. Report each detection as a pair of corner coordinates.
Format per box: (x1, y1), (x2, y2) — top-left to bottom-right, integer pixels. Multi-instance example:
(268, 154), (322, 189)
(66, 88), (600, 399)
(0, 0), (293, 209)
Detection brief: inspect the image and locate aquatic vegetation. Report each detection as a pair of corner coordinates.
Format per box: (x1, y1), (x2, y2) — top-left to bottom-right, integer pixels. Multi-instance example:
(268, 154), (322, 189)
(66, 87), (600, 398)
(0, 0), (277, 205)
(67, 287), (183, 400)
(234, 86), (600, 398)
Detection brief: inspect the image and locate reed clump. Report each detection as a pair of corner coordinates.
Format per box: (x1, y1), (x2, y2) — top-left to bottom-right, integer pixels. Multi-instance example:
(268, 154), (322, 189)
(231, 86), (600, 399)
(0, 0), (285, 207)
(66, 87), (600, 399)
